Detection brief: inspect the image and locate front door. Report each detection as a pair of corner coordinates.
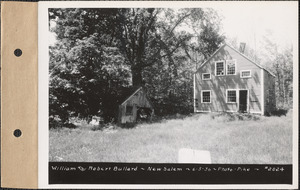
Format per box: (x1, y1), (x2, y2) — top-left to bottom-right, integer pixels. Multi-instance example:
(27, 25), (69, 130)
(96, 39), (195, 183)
(239, 90), (248, 113)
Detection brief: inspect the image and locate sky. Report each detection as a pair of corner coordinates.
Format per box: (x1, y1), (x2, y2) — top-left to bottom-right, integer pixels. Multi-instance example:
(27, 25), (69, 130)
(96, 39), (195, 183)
(49, 1), (298, 53)
(215, 1), (298, 52)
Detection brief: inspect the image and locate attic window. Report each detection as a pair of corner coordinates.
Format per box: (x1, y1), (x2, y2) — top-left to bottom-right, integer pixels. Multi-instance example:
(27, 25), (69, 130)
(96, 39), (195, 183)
(226, 60), (236, 75)
(226, 90), (237, 103)
(215, 61), (225, 76)
(240, 70), (251, 78)
(126, 105), (133, 115)
(202, 73), (211, 80)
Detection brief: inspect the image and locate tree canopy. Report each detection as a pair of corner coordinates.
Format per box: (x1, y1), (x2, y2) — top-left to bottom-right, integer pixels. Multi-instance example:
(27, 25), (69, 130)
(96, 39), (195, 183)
(48, 8), (225, 127)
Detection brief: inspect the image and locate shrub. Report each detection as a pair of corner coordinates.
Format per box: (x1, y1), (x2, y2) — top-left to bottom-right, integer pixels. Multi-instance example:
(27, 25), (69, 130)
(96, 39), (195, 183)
(91, 120), (117, 131)
(211, 112), (260, 122)
(270, 109), (288, 117)
(49, 117), (64, 129)
(49, 117), (77, 129)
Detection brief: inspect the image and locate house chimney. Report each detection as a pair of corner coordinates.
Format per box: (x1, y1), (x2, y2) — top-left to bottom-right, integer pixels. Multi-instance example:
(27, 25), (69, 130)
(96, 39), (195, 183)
(239, 42), (246, 54)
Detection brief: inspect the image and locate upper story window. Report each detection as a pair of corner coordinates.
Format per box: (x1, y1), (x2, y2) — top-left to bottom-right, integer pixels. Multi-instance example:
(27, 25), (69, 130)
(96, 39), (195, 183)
(240, 70), (251, 78)
(215, 61), (225, 76)
(226, 60), (236, 75)
(202, 73), (211, 80)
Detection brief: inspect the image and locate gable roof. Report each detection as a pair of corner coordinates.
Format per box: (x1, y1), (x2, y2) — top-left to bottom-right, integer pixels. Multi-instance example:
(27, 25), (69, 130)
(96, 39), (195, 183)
(120, 86), (143, 106)
(196, 43), (275, 77)
(120, 86), (153, 108)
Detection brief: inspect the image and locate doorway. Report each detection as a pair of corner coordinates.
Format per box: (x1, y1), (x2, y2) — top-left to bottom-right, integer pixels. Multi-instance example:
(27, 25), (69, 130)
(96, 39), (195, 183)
(239, 90), (248, 113)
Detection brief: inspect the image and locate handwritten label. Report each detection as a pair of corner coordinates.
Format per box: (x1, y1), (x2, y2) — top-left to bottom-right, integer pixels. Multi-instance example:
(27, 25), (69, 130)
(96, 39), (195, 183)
(50, 165), (286, 173)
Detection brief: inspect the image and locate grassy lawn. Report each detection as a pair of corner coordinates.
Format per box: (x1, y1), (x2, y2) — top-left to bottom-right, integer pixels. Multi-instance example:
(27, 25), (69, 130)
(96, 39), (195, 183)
(49, 111), (293, 164)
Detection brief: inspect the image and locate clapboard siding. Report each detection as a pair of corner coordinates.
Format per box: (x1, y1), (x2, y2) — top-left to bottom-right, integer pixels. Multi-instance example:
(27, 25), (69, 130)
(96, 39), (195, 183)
(194, 44), (275, 115)
(118, 87), (153, 124)
(123, 89), (152, 108)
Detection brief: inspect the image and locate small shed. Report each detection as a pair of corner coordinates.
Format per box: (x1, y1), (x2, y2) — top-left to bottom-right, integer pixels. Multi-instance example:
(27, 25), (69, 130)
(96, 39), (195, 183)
(118, 87), (154, 125)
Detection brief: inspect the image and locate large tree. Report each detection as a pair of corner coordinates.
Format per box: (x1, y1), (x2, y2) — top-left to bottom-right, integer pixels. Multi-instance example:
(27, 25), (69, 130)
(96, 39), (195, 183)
(116, 8), (225, 86)
(49, 9), (131, 124)
(141, 8), (225, 115)
(49, 8), (225, 126)
(260, 33), (293, 109)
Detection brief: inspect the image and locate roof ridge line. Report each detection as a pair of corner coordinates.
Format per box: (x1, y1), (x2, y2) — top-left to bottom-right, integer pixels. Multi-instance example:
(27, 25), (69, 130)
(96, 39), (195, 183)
(225, 43), (275, 77)
(196, 43), (275, 77)
(120, 86), (143, 106)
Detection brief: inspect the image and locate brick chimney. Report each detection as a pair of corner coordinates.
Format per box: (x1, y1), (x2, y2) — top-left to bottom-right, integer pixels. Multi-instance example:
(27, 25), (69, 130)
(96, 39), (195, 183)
(239, 42), (246, 54)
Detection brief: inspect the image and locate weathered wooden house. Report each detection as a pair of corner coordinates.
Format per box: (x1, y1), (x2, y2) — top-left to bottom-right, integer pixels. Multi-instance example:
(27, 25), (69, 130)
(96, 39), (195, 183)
(118, 87), (154, 124)
(194, 43), (276, 115)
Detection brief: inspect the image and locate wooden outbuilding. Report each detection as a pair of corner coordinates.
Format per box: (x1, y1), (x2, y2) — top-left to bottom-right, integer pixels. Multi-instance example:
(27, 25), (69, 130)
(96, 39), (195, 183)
(194, 43), (276, 115)
(118, 87), (154, 125)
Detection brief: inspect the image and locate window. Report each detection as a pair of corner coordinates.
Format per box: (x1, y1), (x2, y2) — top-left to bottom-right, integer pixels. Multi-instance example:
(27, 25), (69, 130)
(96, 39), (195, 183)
(215, 61), (225, 76)
(240, 70), (251, 78)
(202, 73), (211, 80)
(201, 90), (211, 103)
(125, 105), (133, 115)
(226, 60), (236, 75)
(227, 90), (237, 103)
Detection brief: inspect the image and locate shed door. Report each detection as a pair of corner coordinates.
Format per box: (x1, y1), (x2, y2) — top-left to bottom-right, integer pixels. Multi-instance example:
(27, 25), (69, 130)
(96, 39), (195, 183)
(239, 90), (248, 112)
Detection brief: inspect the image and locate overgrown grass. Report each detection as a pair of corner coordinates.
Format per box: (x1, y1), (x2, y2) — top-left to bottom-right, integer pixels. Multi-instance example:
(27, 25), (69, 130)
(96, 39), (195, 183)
(49, 111), (293, 164)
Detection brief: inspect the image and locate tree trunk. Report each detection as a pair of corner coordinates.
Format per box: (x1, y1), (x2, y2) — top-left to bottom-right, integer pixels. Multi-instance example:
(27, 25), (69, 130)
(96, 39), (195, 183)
(132, 63), (143, 87)
(276, 72), (282, 107)
(282, 78), (286, 107)
(128, 19), (145, 88)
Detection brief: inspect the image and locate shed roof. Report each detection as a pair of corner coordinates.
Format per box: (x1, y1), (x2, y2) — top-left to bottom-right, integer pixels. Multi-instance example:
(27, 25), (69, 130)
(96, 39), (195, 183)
(120, 86), (154, 108)
(120, 86), (143, 106)
(196, 43), (275, 77)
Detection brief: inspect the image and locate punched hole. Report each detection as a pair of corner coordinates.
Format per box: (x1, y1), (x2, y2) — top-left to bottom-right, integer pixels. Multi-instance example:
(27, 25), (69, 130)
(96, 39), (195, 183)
(13, 129), (22, 137)
(14, 49), (22, 57)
